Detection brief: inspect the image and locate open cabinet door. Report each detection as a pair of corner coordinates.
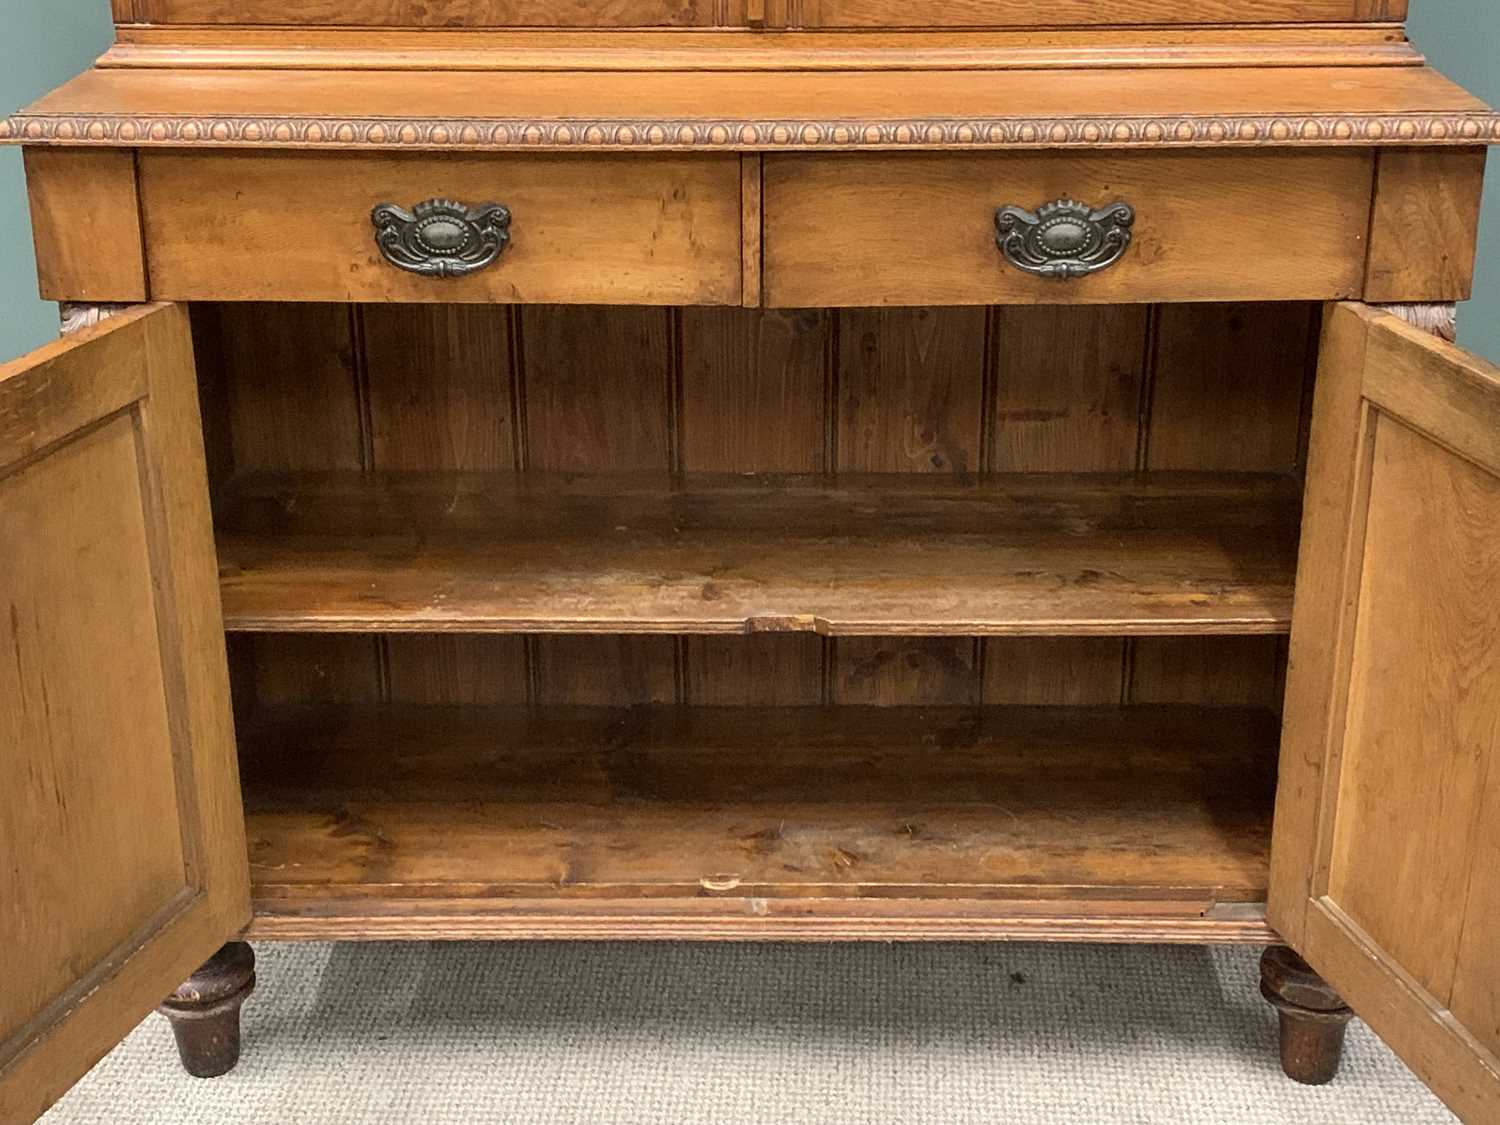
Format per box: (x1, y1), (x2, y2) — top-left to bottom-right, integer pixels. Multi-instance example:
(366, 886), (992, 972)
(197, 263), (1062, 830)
(0, 305), (249, 1122)
(1269, 302), (1500, 1122)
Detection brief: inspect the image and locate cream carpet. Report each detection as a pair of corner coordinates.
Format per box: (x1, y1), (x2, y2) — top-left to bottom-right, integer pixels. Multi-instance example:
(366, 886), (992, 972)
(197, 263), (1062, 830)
(44, 942), (1455, 1124)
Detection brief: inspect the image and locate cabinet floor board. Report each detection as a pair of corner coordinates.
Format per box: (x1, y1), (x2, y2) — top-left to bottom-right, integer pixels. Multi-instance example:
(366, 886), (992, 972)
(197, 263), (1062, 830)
(240, 702), (1279, 941)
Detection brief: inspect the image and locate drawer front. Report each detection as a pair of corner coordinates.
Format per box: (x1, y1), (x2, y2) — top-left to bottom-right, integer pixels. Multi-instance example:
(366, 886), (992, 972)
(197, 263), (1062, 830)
(779, 0), (1402, 25)
(764, 151), (1374, 307)
(129, 1), (721, 26)
(139, 152), (743, 305)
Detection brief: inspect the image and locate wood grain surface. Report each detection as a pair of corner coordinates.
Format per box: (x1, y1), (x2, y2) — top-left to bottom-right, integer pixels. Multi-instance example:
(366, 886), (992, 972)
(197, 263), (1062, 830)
(201, 299), (1318, 713)
(8, 64), (1494, 151)
(214, 471), (1301, 636)
(240, 703), (1280, 933)
(138, 152), (743, 305)
(764, 151), (1372, 306)
(123, 0), (1405, 26)
(0, 306), (248, 1123)
(1270, 304), (1500, 1124)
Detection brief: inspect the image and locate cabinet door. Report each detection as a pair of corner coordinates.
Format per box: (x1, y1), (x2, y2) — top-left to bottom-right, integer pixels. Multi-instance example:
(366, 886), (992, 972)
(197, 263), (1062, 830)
(0, 305), (249, 1122)
(1269, 302), (1500, 1122)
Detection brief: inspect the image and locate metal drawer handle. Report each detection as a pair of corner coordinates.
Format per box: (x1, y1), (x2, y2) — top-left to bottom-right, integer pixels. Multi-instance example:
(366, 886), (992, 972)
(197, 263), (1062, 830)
(994, 198), (1135, 280)
(371, 198), (511, 278)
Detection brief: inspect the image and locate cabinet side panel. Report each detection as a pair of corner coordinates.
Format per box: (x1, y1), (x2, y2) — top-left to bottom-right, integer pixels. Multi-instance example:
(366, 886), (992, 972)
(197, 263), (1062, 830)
(1450, 746), (1500, 1063)
(23, 149), (146, 304)
(1365, 147), (1487, 304)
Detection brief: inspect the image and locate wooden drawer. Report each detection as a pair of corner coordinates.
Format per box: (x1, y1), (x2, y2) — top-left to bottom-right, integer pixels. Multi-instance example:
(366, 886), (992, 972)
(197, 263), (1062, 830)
(138, 152), (744, 305)
(771, 0), (1402, 26)
(763, 151), (1374, 307)
(127, 0), (724, 26)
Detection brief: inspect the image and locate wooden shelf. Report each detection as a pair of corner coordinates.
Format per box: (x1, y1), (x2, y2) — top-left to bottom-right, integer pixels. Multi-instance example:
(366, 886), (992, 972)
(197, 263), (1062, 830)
(240, 703), (1279, 942)
(215, 472), (1300, 637)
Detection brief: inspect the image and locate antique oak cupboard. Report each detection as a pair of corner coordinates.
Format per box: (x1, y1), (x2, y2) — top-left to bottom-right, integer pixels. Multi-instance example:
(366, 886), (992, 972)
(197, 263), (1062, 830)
(4, 1), (1500, 1120)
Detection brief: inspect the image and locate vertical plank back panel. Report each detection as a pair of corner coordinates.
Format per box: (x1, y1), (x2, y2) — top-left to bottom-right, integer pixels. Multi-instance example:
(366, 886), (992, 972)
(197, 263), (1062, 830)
(679, 306), (829, 704)
(520, 306), (679, 702)
(833, 307), (986, 705)
(1133, 301), (1317, 708)
(210, 303), (364, 472)
(201, 304), (383, 709)
(210, 299), (1313, 714)
(981, 305), (1149, 705)
(520, 306), (674, 473)
(363, 303), (528, 704)
(1146, 302), (1316, 474)
(987, 305), (1149, 473)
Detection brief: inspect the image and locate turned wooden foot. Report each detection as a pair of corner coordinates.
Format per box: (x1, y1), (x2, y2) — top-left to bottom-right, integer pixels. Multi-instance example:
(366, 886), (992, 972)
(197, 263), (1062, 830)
(156, 942), (256, 1078)
(1260, 946), (1352, 1086)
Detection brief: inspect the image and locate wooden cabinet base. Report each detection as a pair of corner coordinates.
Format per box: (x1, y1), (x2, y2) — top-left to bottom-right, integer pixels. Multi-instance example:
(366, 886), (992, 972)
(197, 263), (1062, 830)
(1259, 946), (1353, 1086)
(156, 943), (258, 1079)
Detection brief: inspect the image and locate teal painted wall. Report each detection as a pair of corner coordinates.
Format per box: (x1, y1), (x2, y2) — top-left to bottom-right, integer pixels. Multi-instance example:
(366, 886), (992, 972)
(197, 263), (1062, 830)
(0, 2), (114, 361)
(0, 3), (1497, 361)
(1408, 3), (1500, 361)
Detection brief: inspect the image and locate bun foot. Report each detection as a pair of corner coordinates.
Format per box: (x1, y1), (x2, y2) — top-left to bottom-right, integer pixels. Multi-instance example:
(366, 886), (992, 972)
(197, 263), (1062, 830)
(1260, 945), (1353, 1086)
(156, 942), (256, 1078)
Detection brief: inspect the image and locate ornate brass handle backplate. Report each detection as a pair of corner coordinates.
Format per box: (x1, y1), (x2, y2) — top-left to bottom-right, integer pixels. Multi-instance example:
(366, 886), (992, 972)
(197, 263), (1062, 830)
(371, 198), (511, 278)
(994, 198), (1135, 279)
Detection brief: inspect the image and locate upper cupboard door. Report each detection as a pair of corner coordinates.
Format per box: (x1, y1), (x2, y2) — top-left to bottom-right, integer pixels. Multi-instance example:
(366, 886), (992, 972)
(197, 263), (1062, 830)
(118, 0), (1405, 25)
(124, 1), (724, 25)
(0, 305), (249, 1122)
(1269, 303), (1500, 1123)
(759, 0), (1404, 26)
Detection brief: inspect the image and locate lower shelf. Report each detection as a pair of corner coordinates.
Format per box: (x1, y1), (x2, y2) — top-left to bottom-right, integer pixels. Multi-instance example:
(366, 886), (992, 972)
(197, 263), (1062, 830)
(240, 703), (1279, 942)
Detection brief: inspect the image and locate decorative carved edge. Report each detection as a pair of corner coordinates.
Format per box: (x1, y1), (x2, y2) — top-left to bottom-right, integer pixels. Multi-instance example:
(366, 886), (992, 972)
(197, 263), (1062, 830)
(1376, 302), (1458, 342)
(6, 111), (1500, 150)
(60, 302), (134, 335)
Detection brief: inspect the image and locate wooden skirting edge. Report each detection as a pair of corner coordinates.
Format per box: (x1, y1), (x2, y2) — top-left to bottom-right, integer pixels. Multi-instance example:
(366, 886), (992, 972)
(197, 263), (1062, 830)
(5, 111), (1500, 150)
(246, 901), (1277, 944)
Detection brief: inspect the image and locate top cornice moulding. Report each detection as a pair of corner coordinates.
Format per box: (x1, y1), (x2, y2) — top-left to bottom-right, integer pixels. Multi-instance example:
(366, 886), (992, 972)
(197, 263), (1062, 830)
(4, 64), (1498, 152)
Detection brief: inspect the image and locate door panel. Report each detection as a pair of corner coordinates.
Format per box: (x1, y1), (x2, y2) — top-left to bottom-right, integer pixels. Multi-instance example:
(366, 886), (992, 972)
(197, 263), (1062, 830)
(0, 305), (249, 1122)
(1270, 302), (1500, 1123)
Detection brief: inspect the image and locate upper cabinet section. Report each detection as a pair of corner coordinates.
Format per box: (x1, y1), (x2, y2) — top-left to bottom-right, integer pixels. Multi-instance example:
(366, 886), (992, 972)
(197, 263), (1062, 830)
(111, 0), (1407, 28)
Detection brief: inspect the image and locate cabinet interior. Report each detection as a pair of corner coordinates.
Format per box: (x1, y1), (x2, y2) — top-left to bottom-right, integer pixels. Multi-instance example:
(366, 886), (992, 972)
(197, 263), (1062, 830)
(195, 299), (1319, 938)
